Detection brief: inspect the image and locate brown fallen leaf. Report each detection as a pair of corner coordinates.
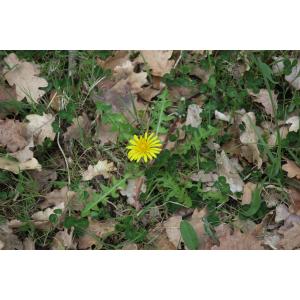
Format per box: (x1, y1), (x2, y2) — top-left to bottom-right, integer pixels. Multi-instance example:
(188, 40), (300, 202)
(249, 89), (278, 117)
(119, 177), (146, 210)
(39, 187), (77, 210)
(93, 121), (118, 145)
(216, 150), (244, 193)
(212, 227), (264, 250)
(26, 113), (56, 145)
(49, 91), (68, 111)
(0, 83), (17, 101)
(242, 182), (257, 205)
(81, 160), (116, 181)
(0, 118), (29, 152)
(0, 157), (41, 174)
(97, 51), (130, 71)
(190, 65), (213, 83)
(282, 159), (300, 180)
(78, 219), (116, 249)
(31, 202), (65, 221)
(185, 104), (202, 128)
(138, 82), (165, 102)
(63, 113), (91, 142)
(140, 50), (175, 77)
(28, 169), (57, 192)
(3, 53), (48, 103)
(240, 112), (263, 168)
(168, 85), (199, 102)
(275, 204), (290, 223)
(52, 228), (76, 250)
(279, 222), (300, 249)
(122, 243), (138, 250)
(288, 188), (300, 215)
(163, 215), (182, 249)
(23, 237), (35, 250)
(0, 222), (23, 250)
(148, 223), (176, 250)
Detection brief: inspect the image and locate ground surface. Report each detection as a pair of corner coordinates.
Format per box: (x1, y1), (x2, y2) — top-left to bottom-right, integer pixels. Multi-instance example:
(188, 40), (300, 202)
(0, 50), (300, 250)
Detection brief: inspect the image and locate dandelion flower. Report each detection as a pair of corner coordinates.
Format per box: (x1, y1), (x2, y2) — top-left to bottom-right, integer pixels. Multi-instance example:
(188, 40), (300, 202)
(127, 132), (162, 163)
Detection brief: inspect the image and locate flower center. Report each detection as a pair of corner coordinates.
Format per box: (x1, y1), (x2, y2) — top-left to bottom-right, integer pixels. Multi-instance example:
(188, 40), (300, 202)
(138, 141), (149, 153)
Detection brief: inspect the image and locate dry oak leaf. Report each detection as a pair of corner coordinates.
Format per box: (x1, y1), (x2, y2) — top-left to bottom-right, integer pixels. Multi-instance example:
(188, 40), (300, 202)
(119, 177), (146, 210)
(26, 113), (55, 145)
(78, 219), (116, 249)
(242, 182), (257, 205)
(240, 112), (263, 168)
(249, 89), (278, 117)
(185, 104), (202, 128)
(0, 157), (41, 174)
(279, 223), (300, 249)
(0, 118), (28, 152)
(140, 50), (175, 77)
(63, 113), (91, 142)
(282, 159), (300, 180)
(3, 53), (48, 103)
(163, 215), (182, 248)
(81, 160), (116, 181)
(212, 228), (264, 250)
(52, 228), (76, 250)
(216, 150), (244, 193)
(39, 186), (77, 209)
(286, 116), (299, 133)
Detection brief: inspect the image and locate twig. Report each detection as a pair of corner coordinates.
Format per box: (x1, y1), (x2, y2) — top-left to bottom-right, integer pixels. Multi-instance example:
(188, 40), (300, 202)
(173, 50), (183, 69)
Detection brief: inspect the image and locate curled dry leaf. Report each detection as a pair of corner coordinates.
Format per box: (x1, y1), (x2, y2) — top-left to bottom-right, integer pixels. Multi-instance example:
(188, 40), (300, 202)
(242, 182), (257, 205)
(81, 160), (116, 181)
(163, 215), (182, 248)
(216, 150), (244, 193)
(119, 177), (146, 210)
(185, 104), (202, 128)
(215, 110), (232, 123)
(3, 53), (48, 103)
(140, 50), (175, 77)
(240, 112), (263, 168)
(273, 57), (300, 90)
(286, 116), (299, 133)
(282, 159), (300, 180)
(249, 89), (277, 117)
(0, 157), (41, 174)
(63, 113), (91, 142)
(26, 113), (55, 145)
(78, 219), (116, 249)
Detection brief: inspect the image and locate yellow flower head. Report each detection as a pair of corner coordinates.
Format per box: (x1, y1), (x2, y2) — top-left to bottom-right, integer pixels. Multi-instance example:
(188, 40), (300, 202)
(127, 132), (162, 163)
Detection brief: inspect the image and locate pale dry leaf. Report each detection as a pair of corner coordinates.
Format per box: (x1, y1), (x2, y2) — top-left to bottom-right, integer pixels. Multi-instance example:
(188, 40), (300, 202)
(0, 157), (41, 174)
(163, 215), (182, 248)
(275, 204), (290, 223)
(3, 53), (48, 103)
(190, 170), (218, 186)
(23, 237), (35, 250)
(0, 118), (28, 152)
(168, 85), (199, 102)
(242, 182), (257, 205)
(288, 188), (300, 215)
(148, 223), (176, 250)
(119, 177), (146, 210)
(31, 202), (65, 221)
(185, 104), (202, 128)
(190, 66), (212, 83)
(97, 51), (130, 71)
(0, 222), (23, 250)
(52, 228), (76, 250)
(284, 59), (300, 90)
(249, 89), (277, 117)
(286, 116), (299, 133)
(81, 160), (116, 181)
(138, 82), (166, 102)
(212, 229), (263, 250)
(279, 223), (300, 249)
(39, 186), (77, 209)
(215, 110), (232, 123)
(268, 126), (289, 148)
(216, 150), (244, 193)
(282, 159), (300, 180)
(63, 113), (91, 142)
(78, 219), (116, 249)
(240, 112), (263, 168)
(26, 113), (55, 145)
(140, 50), (175, 77)
(122, 243), (138, 250)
